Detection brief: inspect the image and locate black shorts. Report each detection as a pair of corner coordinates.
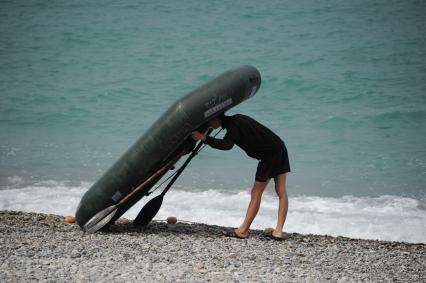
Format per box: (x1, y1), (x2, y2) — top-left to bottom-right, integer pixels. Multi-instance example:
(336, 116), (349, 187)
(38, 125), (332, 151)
(255, 146), (290, 182)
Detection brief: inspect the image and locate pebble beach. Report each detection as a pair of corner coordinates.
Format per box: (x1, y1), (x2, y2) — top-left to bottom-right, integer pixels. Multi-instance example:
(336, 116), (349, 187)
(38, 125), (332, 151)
(1, 211), (425, 282)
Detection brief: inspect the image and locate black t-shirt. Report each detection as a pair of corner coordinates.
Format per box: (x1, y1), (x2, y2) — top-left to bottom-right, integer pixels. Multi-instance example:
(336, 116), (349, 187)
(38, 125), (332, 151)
(205, 114), (285, 160)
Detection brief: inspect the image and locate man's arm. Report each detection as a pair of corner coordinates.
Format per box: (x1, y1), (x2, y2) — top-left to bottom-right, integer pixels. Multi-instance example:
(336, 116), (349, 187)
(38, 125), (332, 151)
(192, 131), (234, 150)
(191, 124), (238, 150)
(204, 135), (234, 150)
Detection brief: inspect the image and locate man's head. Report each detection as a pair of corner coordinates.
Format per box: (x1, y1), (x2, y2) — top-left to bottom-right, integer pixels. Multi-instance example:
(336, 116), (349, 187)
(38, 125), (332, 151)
(209, 113), (225, 129)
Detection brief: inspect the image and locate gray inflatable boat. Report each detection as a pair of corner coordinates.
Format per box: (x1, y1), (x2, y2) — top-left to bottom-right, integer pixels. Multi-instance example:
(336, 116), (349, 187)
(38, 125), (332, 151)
(75, 65), (261, 230)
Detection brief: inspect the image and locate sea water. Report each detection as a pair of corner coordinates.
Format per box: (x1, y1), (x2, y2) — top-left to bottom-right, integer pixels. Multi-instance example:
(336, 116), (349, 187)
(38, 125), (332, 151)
(1, 0), (425, 243)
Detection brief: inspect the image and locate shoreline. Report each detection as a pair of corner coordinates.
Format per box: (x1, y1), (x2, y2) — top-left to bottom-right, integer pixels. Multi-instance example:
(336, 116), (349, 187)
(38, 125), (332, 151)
(1, 210), (425, 282)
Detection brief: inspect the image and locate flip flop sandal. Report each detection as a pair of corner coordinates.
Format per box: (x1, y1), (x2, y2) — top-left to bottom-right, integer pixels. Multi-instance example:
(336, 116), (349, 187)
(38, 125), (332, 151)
(222, 229), (248, 239)
(263, 231), (286, 241)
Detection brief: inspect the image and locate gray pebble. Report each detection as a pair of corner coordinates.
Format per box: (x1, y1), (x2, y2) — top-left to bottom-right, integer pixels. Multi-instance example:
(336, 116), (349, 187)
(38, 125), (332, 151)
(1, 211), (425, 282)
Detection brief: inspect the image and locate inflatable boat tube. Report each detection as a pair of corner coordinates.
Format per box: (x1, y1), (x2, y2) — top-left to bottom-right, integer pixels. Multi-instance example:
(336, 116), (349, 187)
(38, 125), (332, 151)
(75, 65), (261, 228)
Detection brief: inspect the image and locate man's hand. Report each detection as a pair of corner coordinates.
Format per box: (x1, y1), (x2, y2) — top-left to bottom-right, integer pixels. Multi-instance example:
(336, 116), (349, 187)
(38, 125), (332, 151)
(191, 131), (206, 141)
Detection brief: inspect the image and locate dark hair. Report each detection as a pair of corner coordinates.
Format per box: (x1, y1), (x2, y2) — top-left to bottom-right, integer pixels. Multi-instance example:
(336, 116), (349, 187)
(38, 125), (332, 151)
(216, 112), (226, 120)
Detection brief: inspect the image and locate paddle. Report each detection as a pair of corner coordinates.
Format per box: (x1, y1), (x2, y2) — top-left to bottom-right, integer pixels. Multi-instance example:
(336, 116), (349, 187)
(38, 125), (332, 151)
(83, 153), (182, 234)
(133, 128), (213, 226)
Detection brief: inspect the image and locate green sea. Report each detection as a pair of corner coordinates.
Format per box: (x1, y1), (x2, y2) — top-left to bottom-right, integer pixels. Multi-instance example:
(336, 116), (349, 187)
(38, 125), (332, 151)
(1, 0), (425, 243)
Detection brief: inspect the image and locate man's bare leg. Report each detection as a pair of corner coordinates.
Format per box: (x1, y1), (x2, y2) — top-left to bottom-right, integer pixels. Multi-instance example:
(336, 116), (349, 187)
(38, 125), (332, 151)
(273, 173), (288, 238)
(234, 180), (270, 238)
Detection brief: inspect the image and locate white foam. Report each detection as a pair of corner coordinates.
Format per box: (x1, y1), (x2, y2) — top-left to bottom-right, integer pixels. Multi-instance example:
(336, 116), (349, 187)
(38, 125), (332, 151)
(1, 182), (425, 243)
(0, 181), (88, 217)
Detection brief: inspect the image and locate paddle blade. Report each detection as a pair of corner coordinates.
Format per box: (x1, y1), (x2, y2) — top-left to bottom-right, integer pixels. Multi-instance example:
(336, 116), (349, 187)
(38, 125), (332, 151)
(133, 195), (164, 226)
(83, 206), (117, 234)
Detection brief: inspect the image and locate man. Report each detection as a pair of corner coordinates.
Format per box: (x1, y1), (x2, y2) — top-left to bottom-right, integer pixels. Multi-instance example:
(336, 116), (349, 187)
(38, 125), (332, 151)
(191, 113), (290, 240)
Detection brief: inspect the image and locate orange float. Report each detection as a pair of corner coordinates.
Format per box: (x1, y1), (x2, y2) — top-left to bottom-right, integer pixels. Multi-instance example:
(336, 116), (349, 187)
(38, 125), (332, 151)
(166, 216), (177, 224)
(64, 216), (76, 223)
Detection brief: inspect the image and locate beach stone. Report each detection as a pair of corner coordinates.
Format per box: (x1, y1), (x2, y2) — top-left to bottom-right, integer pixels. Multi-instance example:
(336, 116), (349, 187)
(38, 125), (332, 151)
(1, 211), (426, 282)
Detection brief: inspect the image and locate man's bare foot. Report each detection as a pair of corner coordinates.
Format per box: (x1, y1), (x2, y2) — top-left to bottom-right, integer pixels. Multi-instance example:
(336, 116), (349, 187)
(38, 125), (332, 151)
(234, 228), (249, 239)
(272, 230), (283, 238)
(223, 228), (249, 239)
(263, 229), (286, 241)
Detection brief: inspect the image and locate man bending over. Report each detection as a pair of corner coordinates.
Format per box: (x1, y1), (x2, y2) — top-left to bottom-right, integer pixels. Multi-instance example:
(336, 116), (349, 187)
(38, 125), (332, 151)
(191, 113), (290, 240)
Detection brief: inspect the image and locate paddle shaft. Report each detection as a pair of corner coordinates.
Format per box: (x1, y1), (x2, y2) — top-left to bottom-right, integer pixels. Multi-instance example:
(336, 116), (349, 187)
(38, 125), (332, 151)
(158, 128), (213, 197)
(85, 128), (213, 232)
(83, 152), (183, 232)
(133, 128), (215, 226)
(113, 153), (182, 206)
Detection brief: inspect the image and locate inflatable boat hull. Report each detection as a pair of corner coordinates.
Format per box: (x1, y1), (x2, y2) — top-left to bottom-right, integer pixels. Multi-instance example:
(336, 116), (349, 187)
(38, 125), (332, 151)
(75, 65), (261, 228)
